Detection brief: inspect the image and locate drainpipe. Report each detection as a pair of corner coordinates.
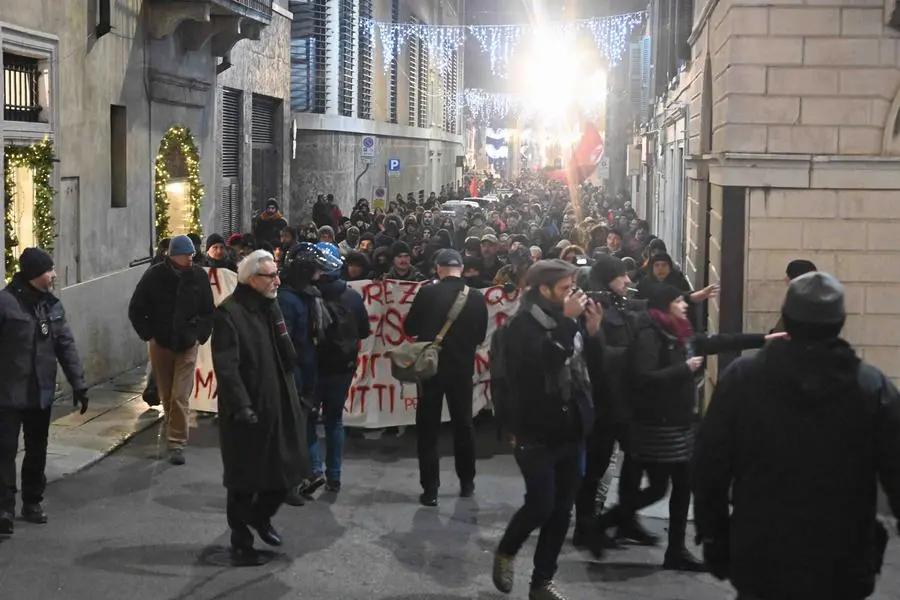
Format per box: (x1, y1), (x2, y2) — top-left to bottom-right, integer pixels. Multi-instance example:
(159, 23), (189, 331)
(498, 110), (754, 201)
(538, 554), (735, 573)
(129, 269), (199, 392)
(354, 162), (370, 206)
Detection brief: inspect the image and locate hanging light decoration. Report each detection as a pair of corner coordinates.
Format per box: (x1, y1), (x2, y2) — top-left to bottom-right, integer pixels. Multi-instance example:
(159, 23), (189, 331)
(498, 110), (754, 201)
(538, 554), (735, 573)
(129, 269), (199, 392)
(464, 89), (523, 124)
(364, 11), (645, 79)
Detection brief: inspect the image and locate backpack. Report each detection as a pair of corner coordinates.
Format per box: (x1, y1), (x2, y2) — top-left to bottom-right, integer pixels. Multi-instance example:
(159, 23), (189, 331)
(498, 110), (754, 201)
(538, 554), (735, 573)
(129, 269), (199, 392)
(317, 296), (361, 370)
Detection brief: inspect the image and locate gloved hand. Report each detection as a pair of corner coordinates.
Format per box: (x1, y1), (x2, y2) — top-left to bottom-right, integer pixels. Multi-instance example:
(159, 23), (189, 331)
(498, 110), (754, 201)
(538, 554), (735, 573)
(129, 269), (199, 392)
(234, 407), (258, 425)
(73, 390), (89, 415)
(701, 539), (730, 581)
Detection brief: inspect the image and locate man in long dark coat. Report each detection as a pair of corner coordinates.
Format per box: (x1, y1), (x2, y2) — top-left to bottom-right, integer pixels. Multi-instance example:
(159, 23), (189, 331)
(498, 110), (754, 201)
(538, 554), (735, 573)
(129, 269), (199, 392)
(212, 249), (310, 567)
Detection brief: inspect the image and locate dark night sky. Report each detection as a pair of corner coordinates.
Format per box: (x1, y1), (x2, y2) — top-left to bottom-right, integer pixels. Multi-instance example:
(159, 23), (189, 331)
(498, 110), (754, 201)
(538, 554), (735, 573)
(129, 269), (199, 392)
(463, 0), (646, 92)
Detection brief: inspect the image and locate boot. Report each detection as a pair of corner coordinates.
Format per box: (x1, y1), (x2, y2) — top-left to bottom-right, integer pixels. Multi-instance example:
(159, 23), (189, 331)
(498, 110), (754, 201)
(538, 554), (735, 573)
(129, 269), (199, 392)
(492, 551), (515, 593)
(22, 503), (48, 524)
(663, 546), (708, 572)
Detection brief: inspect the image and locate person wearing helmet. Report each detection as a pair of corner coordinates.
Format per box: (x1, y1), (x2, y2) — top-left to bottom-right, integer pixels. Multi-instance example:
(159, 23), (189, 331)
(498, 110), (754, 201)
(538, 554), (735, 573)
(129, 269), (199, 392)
(277, 242), (343, 506)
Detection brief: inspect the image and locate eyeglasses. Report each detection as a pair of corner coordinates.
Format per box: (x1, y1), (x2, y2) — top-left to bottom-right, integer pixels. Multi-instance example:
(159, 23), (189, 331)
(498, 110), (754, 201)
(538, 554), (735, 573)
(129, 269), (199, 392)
(256, 272), (279, 279)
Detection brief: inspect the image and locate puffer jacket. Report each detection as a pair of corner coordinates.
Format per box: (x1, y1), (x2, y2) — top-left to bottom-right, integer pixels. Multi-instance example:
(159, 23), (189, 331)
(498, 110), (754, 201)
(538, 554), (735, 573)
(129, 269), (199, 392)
(0, 274), (86, 409)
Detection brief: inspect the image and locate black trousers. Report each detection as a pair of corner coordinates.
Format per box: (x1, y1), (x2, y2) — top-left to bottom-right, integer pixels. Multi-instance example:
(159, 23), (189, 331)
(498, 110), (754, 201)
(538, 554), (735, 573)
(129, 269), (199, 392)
(226, 489), (287, 549)
(597, 461), (692, 550)
(498, 441), (581, 587)
(415, 372), (476, 492)
(0, 407), (52, 514)
(575, 420), (641, 523)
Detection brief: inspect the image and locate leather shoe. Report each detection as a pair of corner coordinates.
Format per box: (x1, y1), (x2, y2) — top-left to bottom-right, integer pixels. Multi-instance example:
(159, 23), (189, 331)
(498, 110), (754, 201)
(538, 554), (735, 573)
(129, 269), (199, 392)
(230, 546), (267, 567)
(251, 521), (283, 547)
(0, 511), (13, 534)
(22, 504), (48, 524)
(459, 481), (475, 498)
(419, 490), (438, 507)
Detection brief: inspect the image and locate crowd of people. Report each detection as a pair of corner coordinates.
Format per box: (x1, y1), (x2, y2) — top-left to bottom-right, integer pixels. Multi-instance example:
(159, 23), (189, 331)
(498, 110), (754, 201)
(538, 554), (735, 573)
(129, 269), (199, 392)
(0, 171), (898, 600)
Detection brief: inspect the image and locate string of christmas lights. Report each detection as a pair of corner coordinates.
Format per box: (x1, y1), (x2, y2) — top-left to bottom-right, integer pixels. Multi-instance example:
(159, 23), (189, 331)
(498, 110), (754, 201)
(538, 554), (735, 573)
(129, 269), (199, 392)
(365, 11), (645, 78)
(154, 126), (204, 241)
(464, 89), (523, 124)
(3, 138), (56, 281)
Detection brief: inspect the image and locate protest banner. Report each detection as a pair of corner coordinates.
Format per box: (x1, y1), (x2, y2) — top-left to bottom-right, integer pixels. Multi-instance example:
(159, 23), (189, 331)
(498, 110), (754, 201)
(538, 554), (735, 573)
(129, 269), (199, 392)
(189, 269), (521, 428)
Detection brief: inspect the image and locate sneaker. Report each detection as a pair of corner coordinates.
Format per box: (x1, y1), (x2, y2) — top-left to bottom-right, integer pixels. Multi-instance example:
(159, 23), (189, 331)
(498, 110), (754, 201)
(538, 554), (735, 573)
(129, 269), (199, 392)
(167, 448), (186, 466)
(616, 518), (659, 546)
(529, 580), (567, 600)
(663, 547), (708, 572)
(21, 504), (48, 524)
(298, 475), (326, 498)
(491, 551), (515, 594)
(0, 511), (13, 535)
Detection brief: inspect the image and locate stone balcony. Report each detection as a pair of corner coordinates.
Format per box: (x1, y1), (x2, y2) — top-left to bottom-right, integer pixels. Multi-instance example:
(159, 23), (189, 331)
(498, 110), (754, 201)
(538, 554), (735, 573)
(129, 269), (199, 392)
(147, 0), (273, 56)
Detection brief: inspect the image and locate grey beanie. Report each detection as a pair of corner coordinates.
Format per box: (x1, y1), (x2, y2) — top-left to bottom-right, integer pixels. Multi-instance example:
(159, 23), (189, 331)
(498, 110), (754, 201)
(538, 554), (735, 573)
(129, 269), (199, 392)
(782, 271), (845, 324)
(526, 259), (578, 288)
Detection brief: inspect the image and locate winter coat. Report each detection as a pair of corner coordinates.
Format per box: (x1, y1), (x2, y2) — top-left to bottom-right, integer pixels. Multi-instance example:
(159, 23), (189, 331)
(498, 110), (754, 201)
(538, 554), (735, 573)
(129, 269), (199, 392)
(629, 320), (765, 462)
(201, 256), (237, 272)
(403, 276), (488, 379)
(0, 274), (86, 409)
(693, 338), (900, 600)
(212, 284), (310, 492)
(128, 260), (215, 352)
(503, 294), (601, 445)
(253, 213), (287, 248)
(594, 294), (647, 425)
(277, 286), (318, 398)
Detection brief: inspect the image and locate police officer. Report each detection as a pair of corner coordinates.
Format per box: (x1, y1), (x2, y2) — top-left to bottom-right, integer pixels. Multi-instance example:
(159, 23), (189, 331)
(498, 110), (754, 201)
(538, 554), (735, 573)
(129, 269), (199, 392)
(0, 248), (88, 534)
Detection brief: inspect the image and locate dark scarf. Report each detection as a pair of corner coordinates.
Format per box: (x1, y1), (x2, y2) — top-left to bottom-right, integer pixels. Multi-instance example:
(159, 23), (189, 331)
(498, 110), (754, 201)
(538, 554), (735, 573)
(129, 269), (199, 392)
(233, 284), (298, 373)
(297, 283), (332, 343)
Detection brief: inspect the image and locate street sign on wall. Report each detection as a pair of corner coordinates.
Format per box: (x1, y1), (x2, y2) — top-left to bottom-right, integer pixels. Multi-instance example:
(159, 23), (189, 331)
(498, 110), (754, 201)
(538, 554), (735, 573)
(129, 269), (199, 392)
(387, 158), (400, 177)
(361, 136), (377, 164)
(597, 157), (610, 179)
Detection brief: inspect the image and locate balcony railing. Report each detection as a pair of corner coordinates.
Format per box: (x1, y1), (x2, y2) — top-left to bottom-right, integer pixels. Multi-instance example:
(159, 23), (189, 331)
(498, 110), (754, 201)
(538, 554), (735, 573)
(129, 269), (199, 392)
(212, 0), (273, 22)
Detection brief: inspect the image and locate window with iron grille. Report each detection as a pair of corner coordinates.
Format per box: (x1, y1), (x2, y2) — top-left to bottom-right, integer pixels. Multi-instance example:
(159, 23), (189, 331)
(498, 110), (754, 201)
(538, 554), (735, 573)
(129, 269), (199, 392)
(388, 0), (400, 124)
(3, 53), (41, 122)
(417, 44), (429, 129)
(357, 0), (373, 120)
(338, 0), (354, 118)
(289, 0), (327, 114)
(443, 50), (459, 133)
(407, 17), (420, 127)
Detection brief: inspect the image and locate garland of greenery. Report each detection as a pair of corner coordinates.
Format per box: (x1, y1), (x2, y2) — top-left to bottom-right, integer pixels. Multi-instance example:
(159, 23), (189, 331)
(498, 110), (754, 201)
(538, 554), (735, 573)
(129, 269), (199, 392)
(3, 139), (56, 281)
(154, 126), (204, 241)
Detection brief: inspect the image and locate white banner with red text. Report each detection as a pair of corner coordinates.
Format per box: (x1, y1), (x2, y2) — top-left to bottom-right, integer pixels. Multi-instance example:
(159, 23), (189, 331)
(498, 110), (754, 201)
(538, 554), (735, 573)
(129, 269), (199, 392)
(190, 269), (521, 428)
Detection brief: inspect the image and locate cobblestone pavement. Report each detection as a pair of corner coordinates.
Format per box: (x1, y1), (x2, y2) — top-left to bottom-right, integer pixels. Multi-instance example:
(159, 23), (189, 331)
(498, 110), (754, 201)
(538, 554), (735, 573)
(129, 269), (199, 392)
(1, 419), (897, 600)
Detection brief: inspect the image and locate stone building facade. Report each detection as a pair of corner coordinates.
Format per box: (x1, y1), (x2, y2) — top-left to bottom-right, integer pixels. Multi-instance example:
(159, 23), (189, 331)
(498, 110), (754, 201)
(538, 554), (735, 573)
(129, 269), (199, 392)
(289, 0), (465, 219)
(642, 0), (900, 389)
(1, 0), (282, 385)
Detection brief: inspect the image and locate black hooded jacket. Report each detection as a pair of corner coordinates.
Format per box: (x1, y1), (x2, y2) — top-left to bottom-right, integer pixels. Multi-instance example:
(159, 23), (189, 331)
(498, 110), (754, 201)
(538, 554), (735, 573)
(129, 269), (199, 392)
(693, 338), (900, 600)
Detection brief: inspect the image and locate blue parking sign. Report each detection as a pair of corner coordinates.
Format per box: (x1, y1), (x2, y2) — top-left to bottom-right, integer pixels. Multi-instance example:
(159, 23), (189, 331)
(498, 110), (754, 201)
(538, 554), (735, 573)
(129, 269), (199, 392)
(388, 159), (401, 172)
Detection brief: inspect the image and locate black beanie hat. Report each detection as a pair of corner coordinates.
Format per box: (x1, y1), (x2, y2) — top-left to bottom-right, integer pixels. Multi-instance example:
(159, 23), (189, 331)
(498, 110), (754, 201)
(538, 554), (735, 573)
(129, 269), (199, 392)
(647, 283), (684, 312)
(19, 247), (54, 281)
(651, 252), (674, 268)
(206, 233), (225, 249)
(786, 259), (817, 281)
(390, 241), (411, 258)
(782, 271), (845, 324)
(591, 255), (627, 287)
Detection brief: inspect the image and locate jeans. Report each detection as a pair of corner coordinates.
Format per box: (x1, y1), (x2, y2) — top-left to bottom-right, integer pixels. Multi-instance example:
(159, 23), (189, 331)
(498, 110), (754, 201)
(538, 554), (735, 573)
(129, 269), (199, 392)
(498, 441), (581, 587)
(0, 408), (52, 513)
(598, 461), (692, 551)
(575, 420), (634, 523)
(416, 371), (476, 492)
(308, 372), (353, 484)
(226, 488), (287, 549)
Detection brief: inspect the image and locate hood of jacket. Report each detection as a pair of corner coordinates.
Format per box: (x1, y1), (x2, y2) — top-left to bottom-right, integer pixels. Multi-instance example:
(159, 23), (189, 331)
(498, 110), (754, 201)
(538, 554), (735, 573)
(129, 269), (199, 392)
(761, 338), (861, 403)
(316, 277), (348, 300)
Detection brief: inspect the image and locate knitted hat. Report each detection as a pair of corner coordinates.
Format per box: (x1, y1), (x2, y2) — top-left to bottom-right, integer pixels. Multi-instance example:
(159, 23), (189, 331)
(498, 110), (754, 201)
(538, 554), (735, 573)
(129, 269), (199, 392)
(591, 255), (627, 287)
(206, 233), (225, 249)
(18, 247), (54, 281)
(526, 259), (578, 288)
(168, 235), (196, 257)
(651, 252), (674, 268)
(782, 271), (845, 324)
(646, 283), (684, 312)
(390, 241), (411, 258)
(786, 259), (817, 281)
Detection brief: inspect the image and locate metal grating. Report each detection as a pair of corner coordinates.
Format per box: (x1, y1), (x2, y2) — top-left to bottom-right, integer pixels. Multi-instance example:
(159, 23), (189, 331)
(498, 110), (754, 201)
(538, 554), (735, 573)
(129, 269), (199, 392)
(220, 181), (241, 236)
(251, 95), (278, 145)
(338, 0), (355, 118)
(221, 89), (241, 178)
(407, 17), (420, 127)
(3, 53), (41, 122)
(389, 0), (399, 124)
(215, 0), (273, 21)
(290, 0), (327, 114)
(417, 43), (429, 129)
(357, 0), (373, 120)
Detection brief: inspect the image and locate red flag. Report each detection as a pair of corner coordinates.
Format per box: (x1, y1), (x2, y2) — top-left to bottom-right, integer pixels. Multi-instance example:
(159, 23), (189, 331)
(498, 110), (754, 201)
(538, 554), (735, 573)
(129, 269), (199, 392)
(468, 177), (479, 198)
(545, 123), (604, 184)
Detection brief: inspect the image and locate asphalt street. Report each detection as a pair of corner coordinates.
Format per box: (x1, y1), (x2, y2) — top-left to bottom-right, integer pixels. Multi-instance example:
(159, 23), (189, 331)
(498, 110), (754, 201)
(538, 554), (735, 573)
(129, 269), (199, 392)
(0, 418), (897, 600)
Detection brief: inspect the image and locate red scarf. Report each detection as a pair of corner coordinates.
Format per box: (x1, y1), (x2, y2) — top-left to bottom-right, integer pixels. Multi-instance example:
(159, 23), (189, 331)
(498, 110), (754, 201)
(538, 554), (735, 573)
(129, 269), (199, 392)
(648, 308), (693, 345)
